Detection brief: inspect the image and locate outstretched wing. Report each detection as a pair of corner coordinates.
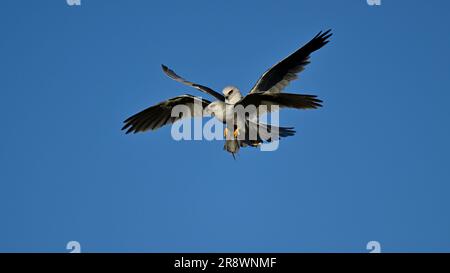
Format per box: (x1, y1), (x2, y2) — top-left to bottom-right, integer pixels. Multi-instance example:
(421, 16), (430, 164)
(237, 92), (322, 117)
(233, 93), (322, 137)
(161, 65), (225, 101)
(249, 29), (332, 94)
(122, 95), (210, 134)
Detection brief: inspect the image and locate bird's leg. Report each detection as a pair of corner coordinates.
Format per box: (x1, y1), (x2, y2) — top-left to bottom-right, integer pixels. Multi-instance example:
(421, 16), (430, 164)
(233, 128), (240, 138)
(224, 127), (229, 138)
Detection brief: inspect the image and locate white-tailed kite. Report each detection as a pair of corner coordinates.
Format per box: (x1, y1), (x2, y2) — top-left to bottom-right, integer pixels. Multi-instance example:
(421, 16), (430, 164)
(122, 30), (332, 158)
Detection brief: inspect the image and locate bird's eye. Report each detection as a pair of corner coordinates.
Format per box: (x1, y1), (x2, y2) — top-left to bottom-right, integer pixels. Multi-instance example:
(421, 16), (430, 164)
(229, 90), (234, 94)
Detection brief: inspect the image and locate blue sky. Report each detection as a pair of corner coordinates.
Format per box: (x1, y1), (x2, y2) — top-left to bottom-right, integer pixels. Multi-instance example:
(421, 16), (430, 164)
(1, 0), (450, 252)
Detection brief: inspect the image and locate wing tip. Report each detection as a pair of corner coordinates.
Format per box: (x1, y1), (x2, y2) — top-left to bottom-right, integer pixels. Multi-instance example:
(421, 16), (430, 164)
(161, 64), (173, 77)
(314, 29), (333, 44)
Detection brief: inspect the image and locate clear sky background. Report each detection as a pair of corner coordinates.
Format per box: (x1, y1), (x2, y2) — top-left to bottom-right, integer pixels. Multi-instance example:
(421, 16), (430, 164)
(1, 0), (449, 253)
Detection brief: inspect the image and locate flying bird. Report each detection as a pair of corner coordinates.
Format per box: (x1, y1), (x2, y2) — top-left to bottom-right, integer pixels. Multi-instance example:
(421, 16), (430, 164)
(122, 29), (332, 158)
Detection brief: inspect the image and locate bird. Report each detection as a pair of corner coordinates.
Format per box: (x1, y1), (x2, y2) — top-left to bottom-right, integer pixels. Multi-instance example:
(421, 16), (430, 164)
(122, 29), (332, 158)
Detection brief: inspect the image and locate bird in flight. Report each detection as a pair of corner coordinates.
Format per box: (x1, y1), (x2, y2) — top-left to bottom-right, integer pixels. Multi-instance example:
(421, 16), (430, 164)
(122, 30), (332, 158)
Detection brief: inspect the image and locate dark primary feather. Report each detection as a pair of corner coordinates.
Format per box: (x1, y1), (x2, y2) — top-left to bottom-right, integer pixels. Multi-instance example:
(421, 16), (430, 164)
(240, 122), (296, 147)
(249, 29), (332, 94)
(122, 95), (210, 134)
(238, 93), (323, 110)
(161, 64), (225, 101)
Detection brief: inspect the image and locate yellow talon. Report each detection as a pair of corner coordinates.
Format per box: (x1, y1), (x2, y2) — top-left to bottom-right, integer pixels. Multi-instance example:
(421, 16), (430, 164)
(224, 127), (229, 137)
(233, 128), (240, 138)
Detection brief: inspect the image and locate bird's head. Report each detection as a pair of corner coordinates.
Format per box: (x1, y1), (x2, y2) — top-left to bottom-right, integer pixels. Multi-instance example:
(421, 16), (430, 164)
(222, 86), (242, 104)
